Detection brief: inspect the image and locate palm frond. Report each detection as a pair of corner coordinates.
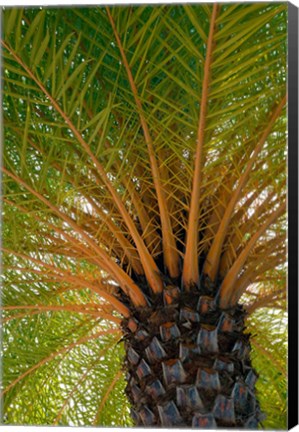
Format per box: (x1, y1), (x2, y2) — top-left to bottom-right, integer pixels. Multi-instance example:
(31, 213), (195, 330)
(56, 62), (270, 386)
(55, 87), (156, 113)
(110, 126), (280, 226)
(2, 4), (287, 426)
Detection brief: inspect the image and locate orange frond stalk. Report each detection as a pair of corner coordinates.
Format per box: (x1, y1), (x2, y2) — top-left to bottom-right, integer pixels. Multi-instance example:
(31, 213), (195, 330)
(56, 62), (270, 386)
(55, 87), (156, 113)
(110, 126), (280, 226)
(252, 234), (286, 257)
(4, 198), (115, 268)
(228, 190), (260, 228)
(203, 94), (287, 282)
(219, 191), (278, 276)
(228, 160), (285, 233)
(246, 289), (286, 315)
(2, 304), (122, 324)
(80, 195), (144, 275)
(229, 252), (285, 306)
(183, 3), (219, 288)
(12, 122), (144, 275)
(219, 202), (286, 309)
(106, 8), (180, 280)
(122, 175), (161, 254)
(77, 100), (160, 257)
(2, 168), (146, 307)
(1, 39), (163, 295)
(2, 247), (131, 317)
(201, 170), (237, 253)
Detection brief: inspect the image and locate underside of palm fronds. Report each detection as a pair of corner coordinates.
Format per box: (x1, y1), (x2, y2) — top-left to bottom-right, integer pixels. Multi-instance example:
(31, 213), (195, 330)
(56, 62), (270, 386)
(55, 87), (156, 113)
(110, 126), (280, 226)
(2, 3), (287, 427)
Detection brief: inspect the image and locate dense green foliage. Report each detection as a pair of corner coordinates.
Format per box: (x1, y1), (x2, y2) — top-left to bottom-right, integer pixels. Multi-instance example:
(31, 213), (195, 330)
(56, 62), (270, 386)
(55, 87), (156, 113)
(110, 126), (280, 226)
(1, 3), (287, 427)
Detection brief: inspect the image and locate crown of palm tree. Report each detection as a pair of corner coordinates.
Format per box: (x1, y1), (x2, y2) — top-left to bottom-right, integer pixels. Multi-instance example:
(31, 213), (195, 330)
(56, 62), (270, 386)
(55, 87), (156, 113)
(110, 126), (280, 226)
(2, 3), (287, 427)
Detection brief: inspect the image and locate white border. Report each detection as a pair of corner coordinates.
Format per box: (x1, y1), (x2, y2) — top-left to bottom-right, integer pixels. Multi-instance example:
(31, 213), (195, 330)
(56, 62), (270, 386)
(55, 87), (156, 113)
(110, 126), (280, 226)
(0, 0), (298, 5)
(0, 1), (298, 432)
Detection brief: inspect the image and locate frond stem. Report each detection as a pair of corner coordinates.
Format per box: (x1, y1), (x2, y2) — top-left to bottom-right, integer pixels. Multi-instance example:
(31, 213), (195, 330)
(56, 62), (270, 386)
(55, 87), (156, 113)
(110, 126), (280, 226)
(204, 94), (287, 281)
(182, 3), (219, 288)
(1, 39), (162, 295)
(2, 167), (146, 307)
(106, 7), (180, 280)
(219, 202), (286, 308)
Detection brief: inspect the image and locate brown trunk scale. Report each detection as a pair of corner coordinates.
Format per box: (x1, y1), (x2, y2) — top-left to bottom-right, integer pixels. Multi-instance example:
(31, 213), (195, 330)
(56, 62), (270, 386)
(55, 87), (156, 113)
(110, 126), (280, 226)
(121, 280), (262, 428)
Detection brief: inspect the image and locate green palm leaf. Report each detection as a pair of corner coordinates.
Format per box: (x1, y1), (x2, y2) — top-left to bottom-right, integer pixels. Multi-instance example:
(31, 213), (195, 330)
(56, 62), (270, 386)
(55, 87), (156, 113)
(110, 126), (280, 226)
(1, 3), (287, 427)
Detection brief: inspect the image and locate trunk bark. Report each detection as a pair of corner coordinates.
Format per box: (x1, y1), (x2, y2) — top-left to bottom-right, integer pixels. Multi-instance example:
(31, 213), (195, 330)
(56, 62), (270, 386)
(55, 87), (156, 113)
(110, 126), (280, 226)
(122, 281), (262, 428)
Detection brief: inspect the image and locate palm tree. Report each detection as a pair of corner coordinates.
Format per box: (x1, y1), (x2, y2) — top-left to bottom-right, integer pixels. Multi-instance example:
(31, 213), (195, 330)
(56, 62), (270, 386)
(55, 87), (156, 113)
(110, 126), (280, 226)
(1, 3), (287, 428)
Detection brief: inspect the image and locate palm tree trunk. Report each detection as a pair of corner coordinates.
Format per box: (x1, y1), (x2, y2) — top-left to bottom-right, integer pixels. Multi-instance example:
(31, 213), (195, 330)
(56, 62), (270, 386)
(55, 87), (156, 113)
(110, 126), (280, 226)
(122, 279), (262, 428)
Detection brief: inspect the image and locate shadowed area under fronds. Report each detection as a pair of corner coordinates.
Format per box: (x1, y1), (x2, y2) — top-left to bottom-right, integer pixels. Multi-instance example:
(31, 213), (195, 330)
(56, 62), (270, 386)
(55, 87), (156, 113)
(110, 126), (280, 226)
(1, 3), (287, 427)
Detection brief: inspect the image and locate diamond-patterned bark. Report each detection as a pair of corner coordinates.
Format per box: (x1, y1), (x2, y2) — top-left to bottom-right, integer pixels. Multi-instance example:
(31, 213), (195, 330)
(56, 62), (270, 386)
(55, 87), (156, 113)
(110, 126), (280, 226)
(122, 285), (262, 428)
